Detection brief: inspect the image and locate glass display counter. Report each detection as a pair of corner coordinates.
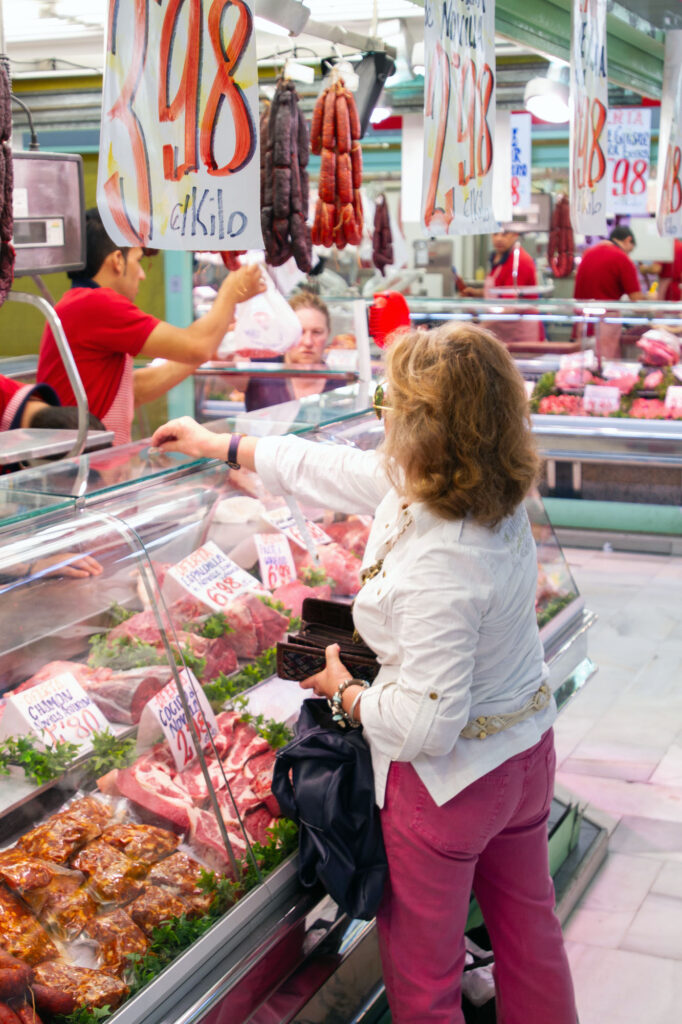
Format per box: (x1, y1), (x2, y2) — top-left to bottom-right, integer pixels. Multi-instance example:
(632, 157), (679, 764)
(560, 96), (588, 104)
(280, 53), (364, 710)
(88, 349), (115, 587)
(0, 402), (598, 1023)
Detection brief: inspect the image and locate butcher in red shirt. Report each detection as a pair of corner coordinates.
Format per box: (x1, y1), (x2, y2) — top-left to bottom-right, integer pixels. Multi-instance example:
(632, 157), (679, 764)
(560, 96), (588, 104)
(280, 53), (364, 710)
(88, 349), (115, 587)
(0, 375), (60, 432)
(460, 228), (544, 343)
(573, 226), (644, 357)
(38, 209), (265, 445)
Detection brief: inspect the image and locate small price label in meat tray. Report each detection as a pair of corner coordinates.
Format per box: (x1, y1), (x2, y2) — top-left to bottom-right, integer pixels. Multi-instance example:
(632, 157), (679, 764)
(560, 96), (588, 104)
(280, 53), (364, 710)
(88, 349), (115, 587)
(254, 532), (297, 590)
(0, 672), (110, 752)
(583, 385), (620, 415)
(168, 540), (259, 611)
(140, 669), (218, 771)
(264, 506), (332, 550)
(664, 386), (682, 413)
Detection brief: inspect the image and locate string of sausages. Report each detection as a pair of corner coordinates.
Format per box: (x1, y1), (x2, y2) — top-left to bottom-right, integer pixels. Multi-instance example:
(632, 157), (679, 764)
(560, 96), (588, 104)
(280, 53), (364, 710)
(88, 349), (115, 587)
(261, 79), (312, 272)
(311, 80), (363, 249)
(372, 195), (393, 274)
(0, 61), (15, 308)
(547, 194), (574, 279)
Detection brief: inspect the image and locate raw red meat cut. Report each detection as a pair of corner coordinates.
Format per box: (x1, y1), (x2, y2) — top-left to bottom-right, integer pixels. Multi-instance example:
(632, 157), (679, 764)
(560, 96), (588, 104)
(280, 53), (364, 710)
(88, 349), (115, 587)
(115, 762), (194, 833)
(271, 580), (331, 618)
(82, 666), (173, 724)
(223, 721), (270, 776)
(202, 636), (239, 681)
(324, 517), (372, 558)
(174, 754), (228, 803)
(243, 806), (277, 847)
(243, 748), (280, 817)
(219, 597), (259, 658)
(12, 660), (104, 695)
(187, 807), (247, 875)
(293, 542), (362, 595)
(219, 776), (262, 819)
(243, 594), (289, 649)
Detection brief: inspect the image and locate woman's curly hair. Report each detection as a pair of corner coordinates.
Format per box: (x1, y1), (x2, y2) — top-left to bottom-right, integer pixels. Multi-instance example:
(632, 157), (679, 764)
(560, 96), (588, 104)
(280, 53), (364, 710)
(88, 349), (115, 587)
(382, 324), (539, 527)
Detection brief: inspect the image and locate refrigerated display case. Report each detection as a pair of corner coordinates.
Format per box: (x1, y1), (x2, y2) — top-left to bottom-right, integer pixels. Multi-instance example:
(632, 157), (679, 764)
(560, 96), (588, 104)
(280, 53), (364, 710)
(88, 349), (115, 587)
(0, 404), (599, 1023)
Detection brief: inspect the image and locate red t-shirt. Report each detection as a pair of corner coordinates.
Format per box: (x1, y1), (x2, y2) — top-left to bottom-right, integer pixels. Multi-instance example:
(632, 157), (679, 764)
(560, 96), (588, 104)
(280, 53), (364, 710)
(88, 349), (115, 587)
(0, 376), (59, 431)
(37, 286), (159, 421)
(574, 241), (640, 301)
(490, 246), (538, 289)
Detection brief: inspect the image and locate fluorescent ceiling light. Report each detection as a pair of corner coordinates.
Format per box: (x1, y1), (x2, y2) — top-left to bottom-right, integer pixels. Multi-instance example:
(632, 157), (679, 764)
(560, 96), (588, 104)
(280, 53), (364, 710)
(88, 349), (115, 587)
(524, 63), (570, 123)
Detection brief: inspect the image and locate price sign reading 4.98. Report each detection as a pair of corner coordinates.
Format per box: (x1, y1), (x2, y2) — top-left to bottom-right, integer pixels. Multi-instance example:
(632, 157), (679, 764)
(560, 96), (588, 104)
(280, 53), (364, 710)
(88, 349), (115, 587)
(570, 0), (609, 236)
(97, 0), (263, 251)
(657, 32), (682, 236)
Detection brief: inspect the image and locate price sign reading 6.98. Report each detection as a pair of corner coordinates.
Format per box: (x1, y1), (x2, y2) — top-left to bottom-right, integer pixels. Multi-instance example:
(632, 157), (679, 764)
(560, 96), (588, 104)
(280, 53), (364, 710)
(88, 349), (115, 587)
(97, 0), (263, 251)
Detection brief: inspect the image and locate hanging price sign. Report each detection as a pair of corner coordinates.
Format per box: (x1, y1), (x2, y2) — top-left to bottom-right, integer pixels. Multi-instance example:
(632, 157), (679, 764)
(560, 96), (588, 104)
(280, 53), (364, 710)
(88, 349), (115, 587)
(657, 32), (682, 236)
(421, 0), (498, 236)
(607, 108), (651, 215)
(254, 533), (297, 590)
(167, 540), (259, 610)
(510, 113), (532, 210)
(570, 0), (609, 235)
(97, 0), (263, 251)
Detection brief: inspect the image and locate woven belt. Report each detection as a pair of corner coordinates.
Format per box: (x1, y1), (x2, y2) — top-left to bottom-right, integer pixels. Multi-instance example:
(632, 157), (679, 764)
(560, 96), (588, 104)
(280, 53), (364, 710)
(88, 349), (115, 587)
(460, 683), (552, 740)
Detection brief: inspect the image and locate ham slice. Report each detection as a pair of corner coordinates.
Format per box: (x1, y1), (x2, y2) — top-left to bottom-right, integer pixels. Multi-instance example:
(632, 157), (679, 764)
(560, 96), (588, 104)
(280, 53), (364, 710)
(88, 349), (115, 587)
(115, 762), (194, 833)
(82, 666), (174, 724)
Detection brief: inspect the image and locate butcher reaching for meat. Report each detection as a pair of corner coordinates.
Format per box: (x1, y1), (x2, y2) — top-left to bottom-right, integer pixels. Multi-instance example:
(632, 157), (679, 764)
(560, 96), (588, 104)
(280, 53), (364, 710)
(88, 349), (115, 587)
(151, 322), (577, 1024)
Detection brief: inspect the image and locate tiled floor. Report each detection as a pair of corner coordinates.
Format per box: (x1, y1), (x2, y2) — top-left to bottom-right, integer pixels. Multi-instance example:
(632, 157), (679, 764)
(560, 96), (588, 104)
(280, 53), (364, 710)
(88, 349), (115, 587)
(555, 546), (682, 1024)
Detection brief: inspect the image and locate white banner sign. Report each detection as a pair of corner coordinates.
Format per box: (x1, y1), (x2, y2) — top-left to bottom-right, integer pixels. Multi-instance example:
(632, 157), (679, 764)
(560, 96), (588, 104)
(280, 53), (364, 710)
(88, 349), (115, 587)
(657, 32), (682, 236)
(97, 0), (263, 251)
(607, 108), (651, 215)
(570, 0), (609, 235)
(421, 0), (498, 236)
(511, 113), (532, 211)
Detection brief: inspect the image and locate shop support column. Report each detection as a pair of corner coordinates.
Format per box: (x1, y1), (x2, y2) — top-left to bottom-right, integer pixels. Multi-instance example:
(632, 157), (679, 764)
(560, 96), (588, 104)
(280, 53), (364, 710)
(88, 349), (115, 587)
(164, 250), (195, 419)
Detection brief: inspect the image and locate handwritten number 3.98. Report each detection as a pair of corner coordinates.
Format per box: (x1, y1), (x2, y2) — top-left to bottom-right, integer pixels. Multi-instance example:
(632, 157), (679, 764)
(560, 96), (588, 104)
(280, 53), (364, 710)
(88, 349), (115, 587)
(105, 0), (255, 244)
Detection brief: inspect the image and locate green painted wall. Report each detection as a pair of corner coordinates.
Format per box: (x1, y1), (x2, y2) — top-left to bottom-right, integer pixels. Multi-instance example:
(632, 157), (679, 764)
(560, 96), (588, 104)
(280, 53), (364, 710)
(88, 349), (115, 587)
(0, 153), (167, 359)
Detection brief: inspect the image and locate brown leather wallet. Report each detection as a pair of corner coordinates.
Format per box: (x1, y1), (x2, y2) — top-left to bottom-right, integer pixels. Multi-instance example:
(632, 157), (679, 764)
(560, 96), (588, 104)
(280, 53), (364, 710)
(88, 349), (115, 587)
(276, 597), (379, 682)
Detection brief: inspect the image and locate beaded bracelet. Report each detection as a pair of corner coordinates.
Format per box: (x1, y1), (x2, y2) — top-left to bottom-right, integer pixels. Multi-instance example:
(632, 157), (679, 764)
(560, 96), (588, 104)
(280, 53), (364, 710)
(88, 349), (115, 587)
(329, 677), (368, 728)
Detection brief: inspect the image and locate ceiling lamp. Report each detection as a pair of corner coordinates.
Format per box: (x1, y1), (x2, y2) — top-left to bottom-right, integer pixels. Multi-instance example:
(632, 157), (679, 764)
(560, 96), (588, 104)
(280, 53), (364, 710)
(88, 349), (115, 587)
(524, 62), (570, 123)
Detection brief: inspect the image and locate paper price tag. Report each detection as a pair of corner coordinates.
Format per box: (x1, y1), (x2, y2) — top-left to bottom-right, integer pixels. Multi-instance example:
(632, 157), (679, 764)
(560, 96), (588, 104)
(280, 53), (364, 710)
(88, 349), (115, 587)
(264, 507), (332, 550)
(144, 670), (218, 771)
(326, 349), (359, 372)
(583, 385), (620, 415)
(664, 385), (682, 411)
(560, 350), (597, 370)
(168, 540), (258, 611)
(0, 673), (110, 752)
(602, 361), (640, 379)
(254, 533), (296, 590)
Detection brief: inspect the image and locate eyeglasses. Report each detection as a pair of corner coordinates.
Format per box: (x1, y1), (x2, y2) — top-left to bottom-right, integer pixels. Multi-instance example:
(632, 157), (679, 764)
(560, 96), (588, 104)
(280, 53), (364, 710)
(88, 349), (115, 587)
(373, 381), (391, 420)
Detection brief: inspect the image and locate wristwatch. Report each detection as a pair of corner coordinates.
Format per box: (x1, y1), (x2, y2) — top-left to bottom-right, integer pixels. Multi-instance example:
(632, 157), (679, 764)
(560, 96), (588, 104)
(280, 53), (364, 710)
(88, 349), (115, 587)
(226, 433), (243, 470)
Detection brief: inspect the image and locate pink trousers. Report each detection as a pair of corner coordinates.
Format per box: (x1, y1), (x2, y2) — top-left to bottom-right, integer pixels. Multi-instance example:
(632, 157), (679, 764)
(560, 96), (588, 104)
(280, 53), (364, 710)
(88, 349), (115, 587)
(376, 729), (577, 1024)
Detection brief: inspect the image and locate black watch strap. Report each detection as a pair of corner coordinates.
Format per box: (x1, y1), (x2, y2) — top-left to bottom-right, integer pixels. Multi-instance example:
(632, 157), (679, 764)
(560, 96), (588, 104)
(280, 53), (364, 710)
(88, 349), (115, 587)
(226, 433), (243, 469)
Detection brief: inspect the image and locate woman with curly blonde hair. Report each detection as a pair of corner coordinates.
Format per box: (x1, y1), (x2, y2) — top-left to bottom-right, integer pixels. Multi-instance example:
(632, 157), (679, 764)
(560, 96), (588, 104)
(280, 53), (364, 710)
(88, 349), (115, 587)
(152, 323), (577, 1024)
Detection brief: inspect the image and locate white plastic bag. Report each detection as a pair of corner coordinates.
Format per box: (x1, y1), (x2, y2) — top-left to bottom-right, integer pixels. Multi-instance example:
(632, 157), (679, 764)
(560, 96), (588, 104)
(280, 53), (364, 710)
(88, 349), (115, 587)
(228, 267), (302, 359)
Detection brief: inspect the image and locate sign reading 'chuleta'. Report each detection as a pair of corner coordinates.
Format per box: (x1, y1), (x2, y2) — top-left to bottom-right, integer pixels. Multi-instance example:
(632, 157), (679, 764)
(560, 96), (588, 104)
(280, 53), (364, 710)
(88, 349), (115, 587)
(97, 0), (263, 251)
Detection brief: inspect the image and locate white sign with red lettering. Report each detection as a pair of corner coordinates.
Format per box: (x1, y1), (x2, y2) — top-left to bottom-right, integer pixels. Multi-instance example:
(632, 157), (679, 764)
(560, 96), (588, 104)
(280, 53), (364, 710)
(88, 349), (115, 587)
(570, 0), (609, 235)
(0, 673), (110, 752)
(560, 350), (597, 371)
(264, 506), (332, 550)
(511, 113), (532, 210)
(142, 669), (218, 771)
(657, 32), (682, 236)
(97, 0), (263, 251)
(607, 107), (651, 215)
(254, 532), (297, 590)
(421, 0), (498, 236)
(168, 540), (258, 610)
(664, 385), (682, 412)
(583, 384), (620, 415)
